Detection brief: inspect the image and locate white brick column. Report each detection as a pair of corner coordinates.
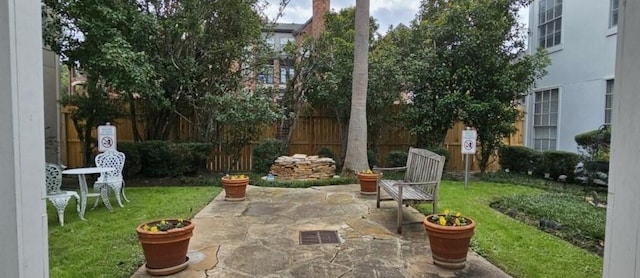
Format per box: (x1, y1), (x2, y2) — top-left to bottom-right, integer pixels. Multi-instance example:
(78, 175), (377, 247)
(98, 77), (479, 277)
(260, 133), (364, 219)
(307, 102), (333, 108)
(0, 0), (49, 277)
(604, 0), (640, 277)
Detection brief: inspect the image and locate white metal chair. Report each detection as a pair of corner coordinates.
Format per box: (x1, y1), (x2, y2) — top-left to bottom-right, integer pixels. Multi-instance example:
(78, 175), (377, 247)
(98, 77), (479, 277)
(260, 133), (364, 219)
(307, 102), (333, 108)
(93, 150), (128, 208)
(45, 163), (80, 226)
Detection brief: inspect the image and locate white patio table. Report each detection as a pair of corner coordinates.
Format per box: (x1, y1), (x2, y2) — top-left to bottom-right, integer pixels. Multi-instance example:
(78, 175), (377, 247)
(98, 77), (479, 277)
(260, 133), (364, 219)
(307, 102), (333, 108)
(62, 167), (115, 220)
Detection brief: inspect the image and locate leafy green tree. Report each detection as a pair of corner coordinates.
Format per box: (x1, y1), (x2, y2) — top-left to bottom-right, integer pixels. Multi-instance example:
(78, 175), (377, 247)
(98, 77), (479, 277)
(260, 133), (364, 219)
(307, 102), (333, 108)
(400, 1), (470, 149)
(43, 0), (270, 140)
(435, 0), (549, 173)
(61, 77), (124, 166)
(366, 25), (410, 155)
(343, 0), (371, 174)
(43, 0), (285, 168)
(43, 0), (159, 142)
(401, 0), (548, 174)
(59, 65), (69, 95)
(204, 89), (282, 172)
(138, 0), (266, 141)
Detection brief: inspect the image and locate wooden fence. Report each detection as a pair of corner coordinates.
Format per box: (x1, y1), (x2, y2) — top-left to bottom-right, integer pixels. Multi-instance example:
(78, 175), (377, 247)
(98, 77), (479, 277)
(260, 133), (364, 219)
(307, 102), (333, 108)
(62, 107), (524, 172)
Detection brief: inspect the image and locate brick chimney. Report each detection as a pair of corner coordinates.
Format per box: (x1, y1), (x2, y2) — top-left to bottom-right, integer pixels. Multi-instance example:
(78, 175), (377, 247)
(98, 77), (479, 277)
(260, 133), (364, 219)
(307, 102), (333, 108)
(311, 0), (329, 37)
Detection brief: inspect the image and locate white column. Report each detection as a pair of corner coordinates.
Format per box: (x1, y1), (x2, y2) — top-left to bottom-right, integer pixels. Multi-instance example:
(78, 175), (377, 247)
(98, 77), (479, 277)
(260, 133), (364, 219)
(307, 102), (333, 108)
(0, 0), (49, 277)
(603, 0), (640, 277)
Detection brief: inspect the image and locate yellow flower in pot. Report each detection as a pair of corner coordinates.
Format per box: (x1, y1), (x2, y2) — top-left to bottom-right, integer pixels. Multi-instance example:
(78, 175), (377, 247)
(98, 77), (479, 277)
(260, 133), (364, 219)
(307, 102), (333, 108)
(423, 209), (475, 270)
(136, 219), (195, 275)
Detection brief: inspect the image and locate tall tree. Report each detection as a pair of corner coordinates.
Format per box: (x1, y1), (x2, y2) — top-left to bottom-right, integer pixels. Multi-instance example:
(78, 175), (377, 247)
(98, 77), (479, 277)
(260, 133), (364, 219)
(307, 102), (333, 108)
(43, 0), (270, 141)
(400, 1), (468, 149)
(343, 0), (371, 174)
(401, 0), (548, 160)
(452, 0), (549, 173)
(139, 0), (266, 140)
(43, 0), (160, 142)
(61, 76), (125, 166)
(366, 24), (411, 156)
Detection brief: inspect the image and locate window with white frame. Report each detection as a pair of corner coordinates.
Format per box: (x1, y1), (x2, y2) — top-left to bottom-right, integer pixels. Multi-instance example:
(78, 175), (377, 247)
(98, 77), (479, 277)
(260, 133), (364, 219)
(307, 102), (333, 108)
(538, 0), (562, 48)
(610, 0), (619, 28)
(533, 89), (559, 150)
(605, 79), (614, 125)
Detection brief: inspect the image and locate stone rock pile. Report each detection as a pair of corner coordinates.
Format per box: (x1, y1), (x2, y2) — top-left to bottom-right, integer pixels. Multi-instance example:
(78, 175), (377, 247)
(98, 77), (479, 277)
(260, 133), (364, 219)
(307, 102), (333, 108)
(270, 154), (336, 180)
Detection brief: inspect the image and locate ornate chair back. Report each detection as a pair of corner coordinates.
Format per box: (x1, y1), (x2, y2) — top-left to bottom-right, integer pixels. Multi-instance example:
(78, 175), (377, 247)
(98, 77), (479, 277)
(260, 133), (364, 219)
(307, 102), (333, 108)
(95, 150), (126, 182)
(45, 163), (63, 194)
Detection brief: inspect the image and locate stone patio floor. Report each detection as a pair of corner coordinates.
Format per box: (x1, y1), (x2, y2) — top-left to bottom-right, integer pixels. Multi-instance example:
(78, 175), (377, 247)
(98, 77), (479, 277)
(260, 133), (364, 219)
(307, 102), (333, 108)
(131, 184), (510, 278)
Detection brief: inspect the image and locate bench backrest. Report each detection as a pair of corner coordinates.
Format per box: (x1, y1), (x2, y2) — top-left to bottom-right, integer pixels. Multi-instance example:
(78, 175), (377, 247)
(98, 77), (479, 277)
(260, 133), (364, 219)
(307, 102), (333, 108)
(404, 147), (446, 195)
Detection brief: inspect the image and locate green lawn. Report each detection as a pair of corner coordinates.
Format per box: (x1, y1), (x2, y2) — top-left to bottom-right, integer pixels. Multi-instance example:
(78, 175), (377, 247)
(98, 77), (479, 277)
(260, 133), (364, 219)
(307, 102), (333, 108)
(47, 179), (604, 278)
(418, 180), (603, 278)
(47, 186), (220, 278)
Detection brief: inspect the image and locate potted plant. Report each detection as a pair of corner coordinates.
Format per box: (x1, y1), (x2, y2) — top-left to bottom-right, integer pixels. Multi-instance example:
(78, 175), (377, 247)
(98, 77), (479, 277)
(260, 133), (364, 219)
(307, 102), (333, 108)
(357, 169), (378, 195)
(221, 174), (249, 201)
(423, 210), (476, 270)
(136, 219), (195, 275)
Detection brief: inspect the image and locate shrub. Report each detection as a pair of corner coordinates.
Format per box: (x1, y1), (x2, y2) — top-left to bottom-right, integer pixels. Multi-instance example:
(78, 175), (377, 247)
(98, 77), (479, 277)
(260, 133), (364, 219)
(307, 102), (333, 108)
(136, 141), (171, 177)
(117, 142), (142, 178)
(575, 126), (610, 161)
(252, 139), (287, 174)
(575, 126), (611, 154)
(167, 144), (191, 175)
(317, 146), (342, 171)
(136, 141), (212, 177)
(540, 151), (581, 182)
(168, 143), (212, 175)
(431, 147), (450, 169)
(367, 149), (378, 169)
(498, 145), (542, 174)
(317, 146), (336, 159)
(386, 151), (408, 167)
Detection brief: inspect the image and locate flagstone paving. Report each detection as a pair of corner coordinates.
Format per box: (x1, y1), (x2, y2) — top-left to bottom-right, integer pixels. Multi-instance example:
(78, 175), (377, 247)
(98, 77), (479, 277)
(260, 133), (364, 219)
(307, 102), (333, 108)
(131, 184), (510, 278)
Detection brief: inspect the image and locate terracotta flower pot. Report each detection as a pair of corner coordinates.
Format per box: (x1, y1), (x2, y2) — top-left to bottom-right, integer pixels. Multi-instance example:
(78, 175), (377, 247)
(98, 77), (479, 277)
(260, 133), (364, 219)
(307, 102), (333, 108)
(357, 173), (378, 195)
(222, 176), (249, 201)
(136, 220), (194, 275)
(423, 215), (476, 270)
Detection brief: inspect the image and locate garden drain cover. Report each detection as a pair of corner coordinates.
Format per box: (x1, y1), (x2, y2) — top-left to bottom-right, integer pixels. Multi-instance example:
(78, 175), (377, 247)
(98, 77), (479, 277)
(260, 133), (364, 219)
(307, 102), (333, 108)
(299, 230), (340, 245)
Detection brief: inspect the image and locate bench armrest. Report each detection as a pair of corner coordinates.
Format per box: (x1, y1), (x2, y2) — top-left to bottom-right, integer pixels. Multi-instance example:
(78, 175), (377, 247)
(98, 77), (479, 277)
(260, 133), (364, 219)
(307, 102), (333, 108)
(373, 166), (407, 172)
(388, 181), (437, 187)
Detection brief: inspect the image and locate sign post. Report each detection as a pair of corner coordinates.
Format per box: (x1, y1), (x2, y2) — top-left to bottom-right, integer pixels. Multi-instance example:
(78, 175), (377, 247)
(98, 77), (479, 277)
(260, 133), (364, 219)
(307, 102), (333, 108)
(98, 122), (117, 152)
(461, 127), (477, 189)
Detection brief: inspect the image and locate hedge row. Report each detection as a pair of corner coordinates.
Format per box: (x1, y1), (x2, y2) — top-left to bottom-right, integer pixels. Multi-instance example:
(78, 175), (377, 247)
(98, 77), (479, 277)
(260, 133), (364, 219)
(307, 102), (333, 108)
(118, 141), (212, 178)
(120, 140), (583, 180)
(499, 145), (580, 181)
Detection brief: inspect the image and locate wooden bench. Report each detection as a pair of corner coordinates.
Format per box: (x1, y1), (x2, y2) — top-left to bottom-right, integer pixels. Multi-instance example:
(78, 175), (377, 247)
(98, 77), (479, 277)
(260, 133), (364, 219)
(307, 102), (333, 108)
(374, 147), (446, 234)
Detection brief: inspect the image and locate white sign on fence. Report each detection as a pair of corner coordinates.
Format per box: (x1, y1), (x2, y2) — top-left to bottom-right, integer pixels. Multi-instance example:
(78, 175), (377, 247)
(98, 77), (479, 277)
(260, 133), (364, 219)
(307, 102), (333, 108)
(461, 129), (477, 155)
(98, 123), (117, 152)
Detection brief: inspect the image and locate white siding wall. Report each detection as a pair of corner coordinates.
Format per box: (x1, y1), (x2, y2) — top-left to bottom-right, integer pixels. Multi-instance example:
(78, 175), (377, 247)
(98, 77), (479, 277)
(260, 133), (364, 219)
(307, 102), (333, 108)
(604, 2), (640, 275)
(527, 0), (618, 152)
(0, 0), (49, 276)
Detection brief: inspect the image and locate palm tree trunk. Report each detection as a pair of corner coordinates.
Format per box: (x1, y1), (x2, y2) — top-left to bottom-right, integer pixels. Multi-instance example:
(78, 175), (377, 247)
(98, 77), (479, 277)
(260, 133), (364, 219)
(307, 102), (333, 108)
(342, 0), (370, 175)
